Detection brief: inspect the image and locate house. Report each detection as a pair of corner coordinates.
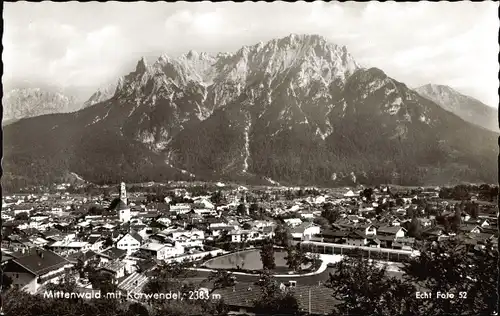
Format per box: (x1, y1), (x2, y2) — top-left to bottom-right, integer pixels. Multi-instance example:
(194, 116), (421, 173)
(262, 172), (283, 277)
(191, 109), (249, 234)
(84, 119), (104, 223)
(39, 228), (64, 240)
(458, 225), (482, 234)
(208, 225), (237, 238)
(47, 241), (90, 256)
(396, 208), (407, 215)
(1, 235), (35, 254)
(461, 213), (471, 222)
(3, 249), (73, 294)
(116, 231), (143, 255)
(344, 190), (357, 198)
(376, 226), (406, 238)
(164, 243), (185, 258)
(211, 282), (338, 316)
(208, 220), (228, 229)
(421, 226), (444, 240)
(257, 225), (275, 240)
(156, 215), (172, 226)
(167, 228), (205, 245)
(418, 218), (433, 227)
(480, 219), (491, 227)
(66, 250), (98, 267)
(365, 237), (381, 248)
(96, 248), (128, 264)
(392, 237), (415, 250)
(299, 211), (315, 220)
(284, 218), (303, 228)
(291, 223), (321, 241)
(230, 229), (252, 243)
(358, 223), (377, 236)
(345, 231), (368, 247)
(346, 215), (360, 224)
(98, 261), (126, 281)
(86, 234), (105, 252)
(131, 225), (150, 240)
(140, 242), (184, 260)
(29, 236), (51, 248)
(11, 204), (34, 215)
(192, 198), (215, 214)
(321, 229), (349, 244)
(140, 243), (169, 260)
(390, 218), (401, 227)
(467, 233), (495, 244)
(169, 203), (192, 214)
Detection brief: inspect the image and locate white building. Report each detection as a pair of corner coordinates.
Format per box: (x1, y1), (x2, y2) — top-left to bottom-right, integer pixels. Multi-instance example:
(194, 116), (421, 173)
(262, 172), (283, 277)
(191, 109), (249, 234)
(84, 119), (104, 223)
(3, 250), (73, 294)
(141, 242), (185, 260)
(284, 218), (303, 227)
(291, 223), (321, 240)
(169, 203), (192, 214)
(48, 241), (90, 255)
(117, 182), (131, 223)
(344, 190), (357, 198)
(193, 198), (215, 210)
(116, 232), (143, 255)
(139, 242), (184, 260)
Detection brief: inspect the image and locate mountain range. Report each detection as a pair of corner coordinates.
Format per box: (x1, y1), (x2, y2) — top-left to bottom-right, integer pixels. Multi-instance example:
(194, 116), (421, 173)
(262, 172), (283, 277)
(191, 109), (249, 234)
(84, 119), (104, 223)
(415, 84), (498, 132)
(2, 88), (81, 125)
(2, 83), (117, 125)
(3, 34), (498, 190)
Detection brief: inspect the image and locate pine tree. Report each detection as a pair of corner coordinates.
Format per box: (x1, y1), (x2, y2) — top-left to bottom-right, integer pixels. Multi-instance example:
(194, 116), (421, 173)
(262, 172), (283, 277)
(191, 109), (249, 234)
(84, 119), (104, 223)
(260, 241), (276, 270)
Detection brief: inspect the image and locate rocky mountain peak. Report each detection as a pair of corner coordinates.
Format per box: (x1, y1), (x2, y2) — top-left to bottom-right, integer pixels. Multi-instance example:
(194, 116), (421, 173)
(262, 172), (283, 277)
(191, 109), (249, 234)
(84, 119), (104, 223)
(185, 50), (199, 59)
(135, 56), (149, 73)
(415, 83), (498, 132)
(83, 82), (117, 108)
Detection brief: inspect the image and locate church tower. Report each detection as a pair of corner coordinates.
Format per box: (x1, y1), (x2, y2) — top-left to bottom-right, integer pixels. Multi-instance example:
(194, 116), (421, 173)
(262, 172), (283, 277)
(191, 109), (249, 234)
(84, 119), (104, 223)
(120, 182), (128, 205)
(117, 182), (131, 223)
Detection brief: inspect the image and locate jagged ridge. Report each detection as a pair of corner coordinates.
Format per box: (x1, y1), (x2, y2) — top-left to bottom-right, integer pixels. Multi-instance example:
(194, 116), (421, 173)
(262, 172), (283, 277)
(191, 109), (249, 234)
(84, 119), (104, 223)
(2, 34), (498, 189)
(2, 88), (81, 122)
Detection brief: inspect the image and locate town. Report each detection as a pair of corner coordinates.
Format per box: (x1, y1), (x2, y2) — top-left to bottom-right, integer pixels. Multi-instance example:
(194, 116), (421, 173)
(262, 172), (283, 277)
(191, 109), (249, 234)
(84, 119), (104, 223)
(1, 180), (498, 315)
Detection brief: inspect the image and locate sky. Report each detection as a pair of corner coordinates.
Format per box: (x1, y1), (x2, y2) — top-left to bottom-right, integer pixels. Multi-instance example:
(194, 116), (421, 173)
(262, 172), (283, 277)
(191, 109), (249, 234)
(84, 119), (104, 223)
(3, 1), (499, 106)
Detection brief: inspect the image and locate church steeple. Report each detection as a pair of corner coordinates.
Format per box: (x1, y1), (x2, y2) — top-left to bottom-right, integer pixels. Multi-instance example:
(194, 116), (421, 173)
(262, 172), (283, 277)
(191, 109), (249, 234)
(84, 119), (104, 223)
(117, 182), (130, 223)
(120, 182), (128, 205)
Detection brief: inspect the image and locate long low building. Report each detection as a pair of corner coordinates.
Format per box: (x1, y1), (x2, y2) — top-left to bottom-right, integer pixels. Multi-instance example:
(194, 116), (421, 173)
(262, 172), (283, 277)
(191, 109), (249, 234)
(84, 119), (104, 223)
(47, 241), (90, 255)
(299, 240), (420, 262)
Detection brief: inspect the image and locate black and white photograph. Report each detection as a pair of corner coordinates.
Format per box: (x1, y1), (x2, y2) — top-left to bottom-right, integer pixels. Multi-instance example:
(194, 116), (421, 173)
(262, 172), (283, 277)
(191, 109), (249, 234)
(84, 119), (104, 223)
(1, 2), (498, 316)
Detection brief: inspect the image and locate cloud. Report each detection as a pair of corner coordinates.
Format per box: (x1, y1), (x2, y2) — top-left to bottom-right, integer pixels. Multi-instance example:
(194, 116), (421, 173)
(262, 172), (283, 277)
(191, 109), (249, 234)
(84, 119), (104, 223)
(165, 9), (227, 36)
(3, 2), (498, 106)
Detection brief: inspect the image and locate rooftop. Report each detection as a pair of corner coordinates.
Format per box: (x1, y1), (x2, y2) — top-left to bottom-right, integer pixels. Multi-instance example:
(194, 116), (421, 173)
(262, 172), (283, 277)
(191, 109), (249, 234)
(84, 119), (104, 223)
(5, 249), (69, 276)
(141, 242), (166, 252)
